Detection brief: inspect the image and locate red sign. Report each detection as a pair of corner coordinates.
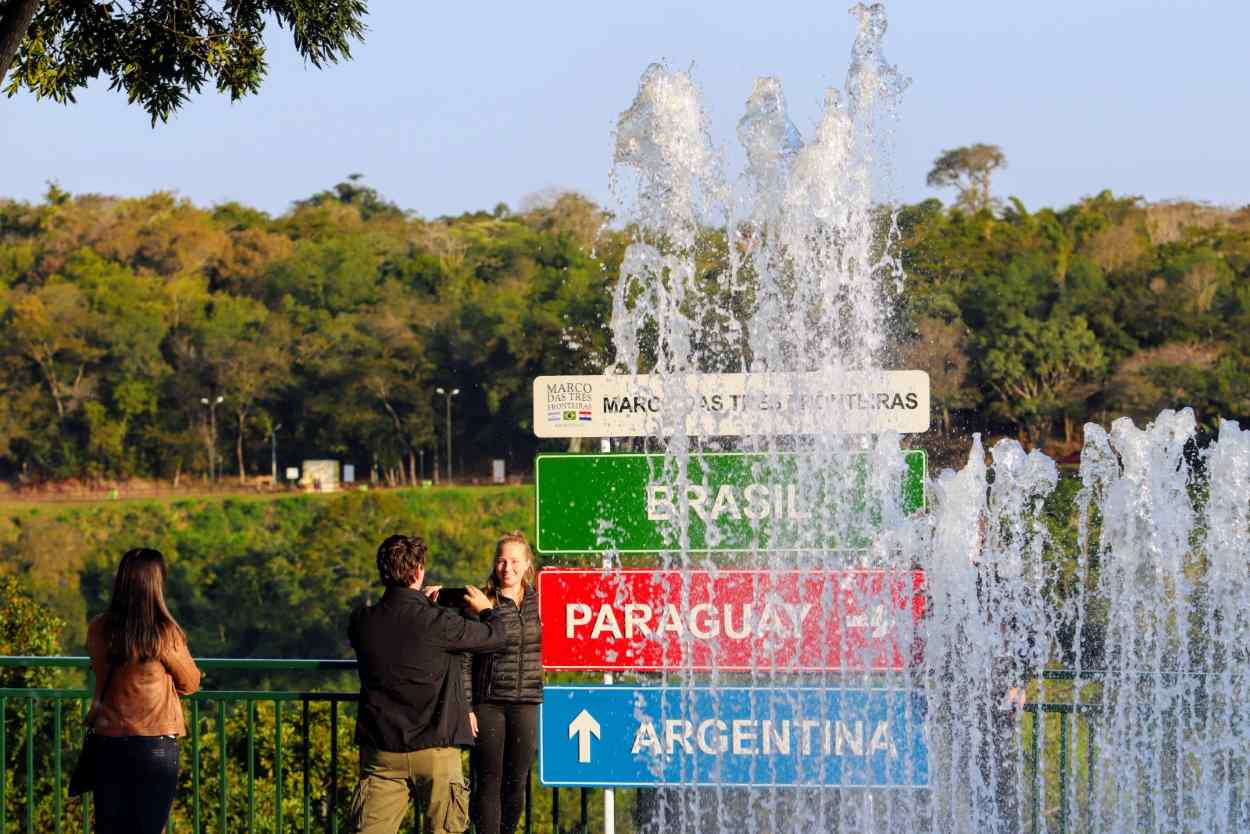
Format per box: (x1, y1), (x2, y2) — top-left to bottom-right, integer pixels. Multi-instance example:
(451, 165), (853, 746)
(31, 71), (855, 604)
(537, 569), (925, 672)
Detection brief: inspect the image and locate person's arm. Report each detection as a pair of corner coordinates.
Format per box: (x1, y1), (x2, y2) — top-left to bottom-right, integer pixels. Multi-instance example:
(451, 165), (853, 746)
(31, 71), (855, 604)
(85, 620), (110, 715)
(437, 607), (507, 653)
(163, 631), (202, 696)
(458, 606), (476, 702)
(434, 585), (507, 653)
(461, 652), (479, 737)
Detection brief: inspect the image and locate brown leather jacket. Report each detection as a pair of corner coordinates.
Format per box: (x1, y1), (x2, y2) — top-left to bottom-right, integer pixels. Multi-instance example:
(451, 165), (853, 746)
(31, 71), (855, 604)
(86, 615), (202, 737)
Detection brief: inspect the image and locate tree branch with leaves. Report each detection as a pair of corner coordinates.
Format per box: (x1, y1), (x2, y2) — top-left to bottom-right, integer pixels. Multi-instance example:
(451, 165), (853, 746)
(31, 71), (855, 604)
(1, 0), (368, 124)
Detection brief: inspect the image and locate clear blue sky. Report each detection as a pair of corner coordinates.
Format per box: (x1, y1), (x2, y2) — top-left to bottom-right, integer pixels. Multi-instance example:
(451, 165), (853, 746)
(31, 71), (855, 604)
(3, 0), (1248, 217)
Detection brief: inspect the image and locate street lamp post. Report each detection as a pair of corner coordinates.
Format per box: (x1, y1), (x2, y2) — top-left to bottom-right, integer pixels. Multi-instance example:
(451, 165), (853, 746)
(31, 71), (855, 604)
(434, 387), (460, 485)
(200, 395), (224, 482)
(270, 423), (282, 482)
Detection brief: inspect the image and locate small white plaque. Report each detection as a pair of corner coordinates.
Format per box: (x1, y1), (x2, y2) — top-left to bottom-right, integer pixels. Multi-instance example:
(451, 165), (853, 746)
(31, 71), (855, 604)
(533, 371), (930, 438)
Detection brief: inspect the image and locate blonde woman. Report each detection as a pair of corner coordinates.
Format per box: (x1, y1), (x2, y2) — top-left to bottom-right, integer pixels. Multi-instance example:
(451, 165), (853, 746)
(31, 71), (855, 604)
(468, 531), (542, 834)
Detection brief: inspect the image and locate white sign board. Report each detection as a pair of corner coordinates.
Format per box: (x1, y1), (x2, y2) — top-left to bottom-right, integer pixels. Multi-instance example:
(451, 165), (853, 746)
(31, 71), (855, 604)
(492, 459), (506, 484)
(300, 459), (340, 491)
(533, 371), (930, 438)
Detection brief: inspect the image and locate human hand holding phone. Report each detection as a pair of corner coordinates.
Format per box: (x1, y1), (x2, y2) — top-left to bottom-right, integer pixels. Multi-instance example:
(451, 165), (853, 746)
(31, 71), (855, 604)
(464, 585), (493, 614)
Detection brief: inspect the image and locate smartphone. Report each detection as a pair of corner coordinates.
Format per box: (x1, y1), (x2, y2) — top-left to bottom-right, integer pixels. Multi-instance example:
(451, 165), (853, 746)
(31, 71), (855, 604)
(435, 587), (469, 608)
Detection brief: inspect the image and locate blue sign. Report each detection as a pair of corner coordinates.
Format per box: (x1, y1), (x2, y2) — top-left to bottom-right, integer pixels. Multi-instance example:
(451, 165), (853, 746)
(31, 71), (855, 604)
(539, 686), (928, 788)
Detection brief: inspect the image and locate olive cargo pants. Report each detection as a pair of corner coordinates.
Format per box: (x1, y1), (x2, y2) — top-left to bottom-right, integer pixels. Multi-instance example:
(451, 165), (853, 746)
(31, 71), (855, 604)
(348, 746), (470, 834)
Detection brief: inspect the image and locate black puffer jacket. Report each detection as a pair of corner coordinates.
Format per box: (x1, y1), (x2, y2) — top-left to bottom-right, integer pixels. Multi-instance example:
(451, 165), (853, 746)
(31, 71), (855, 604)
(471, 588), (543, 704)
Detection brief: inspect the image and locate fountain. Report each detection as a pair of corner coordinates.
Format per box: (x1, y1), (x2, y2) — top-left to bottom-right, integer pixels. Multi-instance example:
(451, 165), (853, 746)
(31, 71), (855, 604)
(584, 3), (1250, 834)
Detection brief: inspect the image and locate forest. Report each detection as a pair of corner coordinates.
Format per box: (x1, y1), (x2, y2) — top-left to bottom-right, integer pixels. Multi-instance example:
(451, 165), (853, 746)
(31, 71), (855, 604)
(2, 180), (1249, 488)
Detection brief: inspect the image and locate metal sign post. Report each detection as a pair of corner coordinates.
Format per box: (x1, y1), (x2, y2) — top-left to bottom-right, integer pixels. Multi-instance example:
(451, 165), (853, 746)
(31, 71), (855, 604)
(597, 436), (616, 834)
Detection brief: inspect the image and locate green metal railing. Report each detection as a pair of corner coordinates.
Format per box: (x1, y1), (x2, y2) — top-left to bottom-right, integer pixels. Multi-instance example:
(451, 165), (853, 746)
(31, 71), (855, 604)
(0, 657), (1118, 834)
(1, 657), (422, 834)
(0, 657), (590, 834)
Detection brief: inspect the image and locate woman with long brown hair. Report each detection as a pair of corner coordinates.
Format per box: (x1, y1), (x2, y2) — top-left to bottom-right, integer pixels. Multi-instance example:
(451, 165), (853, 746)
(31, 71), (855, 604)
(86, 548), (200, 833)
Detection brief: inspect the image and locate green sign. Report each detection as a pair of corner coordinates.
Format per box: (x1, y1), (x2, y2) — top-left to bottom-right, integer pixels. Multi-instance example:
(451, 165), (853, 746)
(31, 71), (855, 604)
(535, 451), (926, 554)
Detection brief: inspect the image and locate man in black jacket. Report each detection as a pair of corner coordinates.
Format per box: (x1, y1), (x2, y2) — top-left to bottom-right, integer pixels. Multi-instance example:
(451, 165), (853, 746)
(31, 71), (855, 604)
(348, 534), (505, 834)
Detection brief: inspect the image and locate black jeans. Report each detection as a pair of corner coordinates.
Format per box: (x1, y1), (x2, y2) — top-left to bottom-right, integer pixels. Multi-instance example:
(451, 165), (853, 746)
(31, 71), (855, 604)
(471, 702), (538, 834)
(94, 735), (180, 834)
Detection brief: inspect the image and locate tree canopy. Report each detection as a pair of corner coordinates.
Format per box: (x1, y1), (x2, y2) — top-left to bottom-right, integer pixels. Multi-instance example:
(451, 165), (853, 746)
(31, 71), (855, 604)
(1, 0), (367, 123)
(898, 191), (1250, 449)
(926, 143), (1008, 213)
(0, 180), (618, 484)
(1, 181), (1248, 484)
(0, 574), (63, 686)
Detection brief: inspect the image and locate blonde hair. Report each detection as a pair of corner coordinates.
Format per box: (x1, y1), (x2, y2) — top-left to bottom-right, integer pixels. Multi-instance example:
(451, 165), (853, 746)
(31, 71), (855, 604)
(484, 530), (535, 600)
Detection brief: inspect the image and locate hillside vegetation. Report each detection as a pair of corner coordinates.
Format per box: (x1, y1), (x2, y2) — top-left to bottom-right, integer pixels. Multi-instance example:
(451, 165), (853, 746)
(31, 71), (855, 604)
(2, 183), (1249, 486)
(0, 486), (533, 658)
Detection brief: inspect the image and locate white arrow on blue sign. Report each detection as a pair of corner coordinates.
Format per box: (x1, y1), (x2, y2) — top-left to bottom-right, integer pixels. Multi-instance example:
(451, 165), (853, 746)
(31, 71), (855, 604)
(568, 708), (600, 763)
(540, 686), (929, 788)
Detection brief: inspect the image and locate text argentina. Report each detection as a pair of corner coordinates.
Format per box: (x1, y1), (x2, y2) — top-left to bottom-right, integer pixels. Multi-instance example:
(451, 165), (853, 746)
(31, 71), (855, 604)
(632, 717), (899, 758)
